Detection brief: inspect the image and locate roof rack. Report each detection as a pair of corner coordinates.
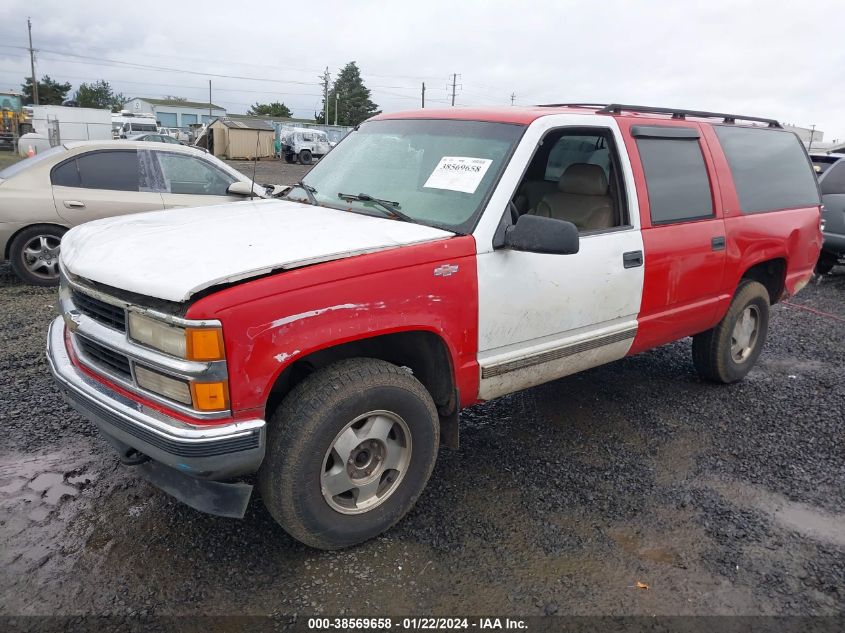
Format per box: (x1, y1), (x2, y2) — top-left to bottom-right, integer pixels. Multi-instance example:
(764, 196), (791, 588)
(536, 103), (607, 109)
(597, 103), (781, 128)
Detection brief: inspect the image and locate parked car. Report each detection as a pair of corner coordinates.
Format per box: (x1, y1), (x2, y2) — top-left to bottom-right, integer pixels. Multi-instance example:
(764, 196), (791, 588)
(810, 152), (845, 176)
(158, 127), (189, 142)
(48, 104), (821, 549)
(0, 140), (276, 285)
(816, 156), (845, 274)
(280, 127), (331, 164)
(127, 133), (186, 145)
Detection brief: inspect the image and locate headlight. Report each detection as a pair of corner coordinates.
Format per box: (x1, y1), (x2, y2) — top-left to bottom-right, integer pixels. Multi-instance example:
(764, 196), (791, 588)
(134, 365), (192, 405)
(128, 312), (225, 361)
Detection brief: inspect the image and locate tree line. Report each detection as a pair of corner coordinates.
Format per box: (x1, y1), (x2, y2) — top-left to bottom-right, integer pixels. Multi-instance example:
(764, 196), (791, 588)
(19, 61), (381, 126)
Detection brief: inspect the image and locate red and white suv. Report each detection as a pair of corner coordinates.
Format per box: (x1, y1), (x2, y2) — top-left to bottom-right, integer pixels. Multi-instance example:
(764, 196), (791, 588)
(48, 103), (822, 548)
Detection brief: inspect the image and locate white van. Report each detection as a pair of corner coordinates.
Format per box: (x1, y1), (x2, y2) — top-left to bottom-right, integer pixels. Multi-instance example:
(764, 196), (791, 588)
(120, 120), (158, 138)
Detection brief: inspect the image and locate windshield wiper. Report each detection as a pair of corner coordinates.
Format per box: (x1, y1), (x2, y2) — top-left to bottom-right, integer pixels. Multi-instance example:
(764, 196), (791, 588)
(337, 192), (415, 223)
(287, 181), (318, 205)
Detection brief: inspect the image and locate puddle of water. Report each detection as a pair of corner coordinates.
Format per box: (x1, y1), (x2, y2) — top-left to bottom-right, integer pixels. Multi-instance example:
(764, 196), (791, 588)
(703, 480), (845, 547)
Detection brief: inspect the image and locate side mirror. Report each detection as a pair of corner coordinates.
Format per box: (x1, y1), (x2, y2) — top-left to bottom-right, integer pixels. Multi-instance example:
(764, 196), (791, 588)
(227, 181), (257, 197)
(503, 214), (579, 255)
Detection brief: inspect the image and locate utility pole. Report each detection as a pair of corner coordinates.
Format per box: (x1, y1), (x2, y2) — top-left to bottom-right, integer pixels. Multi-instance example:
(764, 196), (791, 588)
(421, 82), (425, 109)
(450, 73), (457, 107)
(808, 124), (816, 152)
(208, 80), (212, 124)
(510, 92), (516, 106)
(334, 93), (339, 126)
(27, 17), (38, 105)
(320, 66), (330, 126)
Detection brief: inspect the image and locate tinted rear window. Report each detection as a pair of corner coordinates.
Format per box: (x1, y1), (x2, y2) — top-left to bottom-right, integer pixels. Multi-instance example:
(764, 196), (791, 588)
(51, 159), (80, 187)
(714, 126), (820, 213)
(75, 150), (140, 191)
(636, 137), (714, 224)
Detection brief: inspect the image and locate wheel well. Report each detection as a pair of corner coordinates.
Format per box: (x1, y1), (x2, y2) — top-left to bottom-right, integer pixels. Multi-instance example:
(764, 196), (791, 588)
(4, 223), (69, 260)
(741, 258), (786, 304)
(265, 331), (457, 422)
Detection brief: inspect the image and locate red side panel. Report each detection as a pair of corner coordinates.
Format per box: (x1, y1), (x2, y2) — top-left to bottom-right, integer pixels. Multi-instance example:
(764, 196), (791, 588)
(616, 118), (729, 355)
(186, 237), (480, 415)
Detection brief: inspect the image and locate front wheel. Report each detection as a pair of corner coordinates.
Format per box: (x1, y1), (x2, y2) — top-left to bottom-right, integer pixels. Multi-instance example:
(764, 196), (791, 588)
(298, 149), (312, 165)
(258, 358), (439, 549)
(692, 280), (770, 383)
(9, 224), (66, 286)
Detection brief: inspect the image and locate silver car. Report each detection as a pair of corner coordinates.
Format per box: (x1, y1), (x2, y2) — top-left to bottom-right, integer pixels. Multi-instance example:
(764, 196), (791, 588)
(0, 141), (272, 285)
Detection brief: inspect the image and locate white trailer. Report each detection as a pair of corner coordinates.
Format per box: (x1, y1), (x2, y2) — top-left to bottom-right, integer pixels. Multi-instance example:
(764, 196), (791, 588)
(28, 105), (112, 144)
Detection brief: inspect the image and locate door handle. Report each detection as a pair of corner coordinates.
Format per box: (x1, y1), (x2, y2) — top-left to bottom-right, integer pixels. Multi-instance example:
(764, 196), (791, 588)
(623, 250), (643, 268)
(711, 236), (726, 251)
(63, 200), (85, 209)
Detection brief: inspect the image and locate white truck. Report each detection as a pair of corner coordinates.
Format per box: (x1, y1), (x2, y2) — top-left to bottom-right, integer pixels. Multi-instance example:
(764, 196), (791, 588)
(281, 127), (331, 165)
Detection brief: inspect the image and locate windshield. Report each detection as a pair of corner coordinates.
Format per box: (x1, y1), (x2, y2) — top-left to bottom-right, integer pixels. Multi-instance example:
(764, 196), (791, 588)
(296, 119), (524, 232)
(0, 145), (67, 179)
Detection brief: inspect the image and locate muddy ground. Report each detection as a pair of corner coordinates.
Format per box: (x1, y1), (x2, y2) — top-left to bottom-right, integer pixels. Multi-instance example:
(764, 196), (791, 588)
(0, 162), (842, 619)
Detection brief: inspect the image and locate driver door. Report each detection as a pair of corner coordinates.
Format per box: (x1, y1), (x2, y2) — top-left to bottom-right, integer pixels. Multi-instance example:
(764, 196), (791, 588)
(153, 150), (243, 208)
(475, 120), (645, 400)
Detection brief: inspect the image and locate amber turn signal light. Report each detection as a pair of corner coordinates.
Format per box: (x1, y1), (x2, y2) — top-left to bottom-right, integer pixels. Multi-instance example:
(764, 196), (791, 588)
(186, 327), (225, 361)
(190, 381), (230, 412)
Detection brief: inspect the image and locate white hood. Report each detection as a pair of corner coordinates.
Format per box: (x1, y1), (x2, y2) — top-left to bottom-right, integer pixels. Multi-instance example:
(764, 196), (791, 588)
(60, 199), (453, 302)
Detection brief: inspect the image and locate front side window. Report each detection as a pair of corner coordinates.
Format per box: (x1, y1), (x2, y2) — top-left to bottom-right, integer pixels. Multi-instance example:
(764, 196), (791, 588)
(714, 126), (820, 213)
(72, 150), (140, 191)
(296, 119), (524, 232)
(155, 152), (235, 195)
(636, 134), (713, 224)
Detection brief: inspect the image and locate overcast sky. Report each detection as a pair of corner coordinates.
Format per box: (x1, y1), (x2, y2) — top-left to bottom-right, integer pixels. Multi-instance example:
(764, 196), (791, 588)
(1, 0), (843, 140)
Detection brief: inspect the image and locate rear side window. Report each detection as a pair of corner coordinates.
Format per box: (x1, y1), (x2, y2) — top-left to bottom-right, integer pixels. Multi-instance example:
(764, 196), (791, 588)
(635, 136), (714, 224)
(820, 160), (845, 195)
(714, 126), (820, 213)
(75, 151), (140, 191)
(51, 160), (81, 187)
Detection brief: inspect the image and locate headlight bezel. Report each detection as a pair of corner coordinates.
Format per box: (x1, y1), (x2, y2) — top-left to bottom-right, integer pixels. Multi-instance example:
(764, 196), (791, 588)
(127, 310), (226, 362)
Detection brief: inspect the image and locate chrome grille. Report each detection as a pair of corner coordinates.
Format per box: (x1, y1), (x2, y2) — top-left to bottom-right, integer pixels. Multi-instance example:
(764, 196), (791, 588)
(75, 336), (132, 380)
(71, 289), (126, 331)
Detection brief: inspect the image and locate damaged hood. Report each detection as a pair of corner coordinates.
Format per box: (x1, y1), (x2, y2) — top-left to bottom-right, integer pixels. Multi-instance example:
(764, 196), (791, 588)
(60, 199), (453, 302)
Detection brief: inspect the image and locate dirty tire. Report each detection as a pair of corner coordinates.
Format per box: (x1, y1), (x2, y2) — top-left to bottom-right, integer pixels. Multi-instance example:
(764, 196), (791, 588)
(259, 358), (439, 549)
(284, 154), (295, 164)
(9, 224), (66, 287)
(298, 149), (312, 165)
(814, 253), (836, 276)
(692, 280), (770, 383)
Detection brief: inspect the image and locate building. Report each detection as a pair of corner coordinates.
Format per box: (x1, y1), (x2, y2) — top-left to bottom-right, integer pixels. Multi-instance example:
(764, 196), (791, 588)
(122, 97), (226, 131)
(783, 124), (824, 144)
(198, 118), (276, 159)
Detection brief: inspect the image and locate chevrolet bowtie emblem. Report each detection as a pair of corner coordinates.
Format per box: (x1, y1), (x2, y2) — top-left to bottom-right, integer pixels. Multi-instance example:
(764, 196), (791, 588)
(433, 264), (459, 277)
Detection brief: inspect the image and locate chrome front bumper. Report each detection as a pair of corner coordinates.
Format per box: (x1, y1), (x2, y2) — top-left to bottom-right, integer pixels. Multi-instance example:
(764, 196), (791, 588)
(47, 316), (266, 481)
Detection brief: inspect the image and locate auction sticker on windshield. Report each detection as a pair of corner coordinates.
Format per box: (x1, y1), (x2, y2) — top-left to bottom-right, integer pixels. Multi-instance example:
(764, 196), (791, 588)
(424, 156), (493, 194)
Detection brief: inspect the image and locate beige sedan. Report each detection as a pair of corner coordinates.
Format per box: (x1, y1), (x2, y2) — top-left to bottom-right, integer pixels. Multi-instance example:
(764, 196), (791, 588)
(0, 141), (270, 285)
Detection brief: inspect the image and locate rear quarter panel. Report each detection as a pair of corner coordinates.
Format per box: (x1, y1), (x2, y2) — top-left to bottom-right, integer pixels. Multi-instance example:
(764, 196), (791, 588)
(186, 236), (480, 417)
(699, 124), (822, 300)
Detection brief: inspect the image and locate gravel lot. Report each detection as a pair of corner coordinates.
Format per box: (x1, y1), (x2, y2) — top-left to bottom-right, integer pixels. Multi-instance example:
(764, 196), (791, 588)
(0, 158), (842, 619)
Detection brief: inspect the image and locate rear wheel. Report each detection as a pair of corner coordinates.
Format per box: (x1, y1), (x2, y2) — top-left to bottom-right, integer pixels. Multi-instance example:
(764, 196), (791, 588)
(692, 280), (770, 383)
(284, 153), (295, 164)
(9, 224), (66, 286)
(815, 252), (837, 275)
(259, 358), (439, 549)
(298, 149), (312, 165)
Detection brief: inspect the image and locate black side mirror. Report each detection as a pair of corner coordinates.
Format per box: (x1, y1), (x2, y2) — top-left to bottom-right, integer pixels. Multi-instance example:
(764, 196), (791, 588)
(503, 214), (579, 255)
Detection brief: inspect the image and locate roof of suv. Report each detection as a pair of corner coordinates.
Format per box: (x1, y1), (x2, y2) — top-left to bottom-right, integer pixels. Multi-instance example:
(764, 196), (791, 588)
(372, 104), (781, 129)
